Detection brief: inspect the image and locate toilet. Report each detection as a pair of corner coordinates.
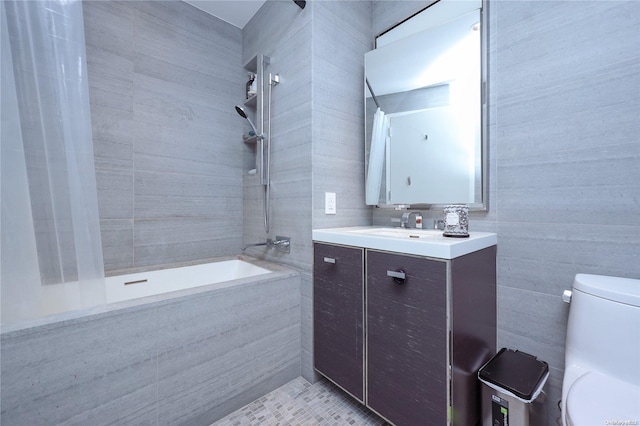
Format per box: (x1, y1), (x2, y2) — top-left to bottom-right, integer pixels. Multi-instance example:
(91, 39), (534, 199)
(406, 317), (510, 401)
(561, 274), (640, 426)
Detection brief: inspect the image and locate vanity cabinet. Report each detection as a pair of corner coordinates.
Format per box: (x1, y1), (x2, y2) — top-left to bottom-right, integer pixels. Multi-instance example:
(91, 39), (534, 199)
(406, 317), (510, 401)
(313, 243), (364, 401)
(313, 240), (496, 426)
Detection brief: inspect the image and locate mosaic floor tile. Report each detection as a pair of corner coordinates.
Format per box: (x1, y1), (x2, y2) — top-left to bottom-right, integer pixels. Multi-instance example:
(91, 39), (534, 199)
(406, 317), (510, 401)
(212, 377), (389, 426)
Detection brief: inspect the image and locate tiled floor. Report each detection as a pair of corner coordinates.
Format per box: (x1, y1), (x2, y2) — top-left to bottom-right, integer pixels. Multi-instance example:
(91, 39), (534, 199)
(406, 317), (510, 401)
(212, 377), (389, 426)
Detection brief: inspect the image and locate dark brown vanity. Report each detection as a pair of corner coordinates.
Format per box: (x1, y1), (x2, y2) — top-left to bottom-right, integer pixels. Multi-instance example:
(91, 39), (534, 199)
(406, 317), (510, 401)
(312, 227), (497, 426)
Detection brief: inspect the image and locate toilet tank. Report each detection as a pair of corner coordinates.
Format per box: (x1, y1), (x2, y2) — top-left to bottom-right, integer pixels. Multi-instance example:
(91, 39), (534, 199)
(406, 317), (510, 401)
(564, 274), (640, 385)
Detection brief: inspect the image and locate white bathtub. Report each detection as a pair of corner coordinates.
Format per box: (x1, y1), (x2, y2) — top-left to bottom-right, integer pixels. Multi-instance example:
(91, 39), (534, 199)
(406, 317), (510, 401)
(105, 259), (271, 303)
(2, 258), (300, 425)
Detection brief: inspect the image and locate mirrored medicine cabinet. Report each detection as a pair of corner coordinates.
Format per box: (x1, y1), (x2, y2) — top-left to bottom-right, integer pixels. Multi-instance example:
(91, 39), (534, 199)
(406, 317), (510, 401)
(364, 0), (487, 210)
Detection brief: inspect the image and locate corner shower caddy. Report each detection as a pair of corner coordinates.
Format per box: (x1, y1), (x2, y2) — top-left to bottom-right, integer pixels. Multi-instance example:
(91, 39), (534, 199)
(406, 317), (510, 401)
(242, 54), (269, 183)
(240, 54), (278, 233)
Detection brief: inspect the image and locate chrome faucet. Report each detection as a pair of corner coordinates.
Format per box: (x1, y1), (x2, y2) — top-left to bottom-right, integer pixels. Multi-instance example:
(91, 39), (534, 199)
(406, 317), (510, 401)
(400, 211), (423, 229)
(242, 236), (290, 253)
(270, 237), (290, 252)
(242, 241), (268, 251)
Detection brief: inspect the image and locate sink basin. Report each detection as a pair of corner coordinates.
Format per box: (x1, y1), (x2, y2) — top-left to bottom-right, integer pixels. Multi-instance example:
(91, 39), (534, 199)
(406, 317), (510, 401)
(312, 226), (497, 259)
(349, 227), (441, 239)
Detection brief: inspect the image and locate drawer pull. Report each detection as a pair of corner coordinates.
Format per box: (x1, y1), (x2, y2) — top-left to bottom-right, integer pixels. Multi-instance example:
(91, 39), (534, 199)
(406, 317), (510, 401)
(124, 279), (147, 286)
(323, 257), (336, 264)
(387, 269), (406, 284)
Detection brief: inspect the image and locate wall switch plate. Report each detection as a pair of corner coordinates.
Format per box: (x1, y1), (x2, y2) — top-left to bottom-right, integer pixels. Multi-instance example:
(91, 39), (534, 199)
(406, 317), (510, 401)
(325, 192), (336, 215)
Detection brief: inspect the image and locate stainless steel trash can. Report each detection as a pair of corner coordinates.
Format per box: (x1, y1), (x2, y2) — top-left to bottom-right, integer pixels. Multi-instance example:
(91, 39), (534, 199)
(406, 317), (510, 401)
(478, 348), (549, 426)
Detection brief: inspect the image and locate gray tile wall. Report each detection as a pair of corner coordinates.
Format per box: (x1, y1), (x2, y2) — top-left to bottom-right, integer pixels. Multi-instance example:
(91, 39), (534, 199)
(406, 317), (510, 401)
(308, 0), (373, 383)
(372, 0), (434, 36)
(374, 1), (640, 424)
(492, 2), (640, 423)
(311, 1), (372, 231)
(243, 0), (372, 382)
(242, 1), (314, 383)
(84, 1), (245, 272)
(0, 274), (301, 425)
(242, 0), (313, 273)
(81, 2), (638, 424)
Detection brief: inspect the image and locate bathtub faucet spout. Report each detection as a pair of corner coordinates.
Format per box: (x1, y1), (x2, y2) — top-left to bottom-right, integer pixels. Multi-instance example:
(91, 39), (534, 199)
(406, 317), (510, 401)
(242, 241), (268, 251)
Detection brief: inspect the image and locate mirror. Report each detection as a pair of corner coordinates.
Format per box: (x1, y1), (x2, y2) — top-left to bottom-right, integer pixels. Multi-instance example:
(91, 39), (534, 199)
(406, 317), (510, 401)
(365, 0), (486, 210)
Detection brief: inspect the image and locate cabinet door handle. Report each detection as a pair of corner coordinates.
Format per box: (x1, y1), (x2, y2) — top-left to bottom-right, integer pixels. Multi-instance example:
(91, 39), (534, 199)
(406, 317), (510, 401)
(387, 269), (406, 284)
(323, 257), (336, 264)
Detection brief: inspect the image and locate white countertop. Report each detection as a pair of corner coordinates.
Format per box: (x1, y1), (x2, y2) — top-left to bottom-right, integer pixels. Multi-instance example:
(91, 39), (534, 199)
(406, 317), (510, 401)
(312, 226), (497, 260)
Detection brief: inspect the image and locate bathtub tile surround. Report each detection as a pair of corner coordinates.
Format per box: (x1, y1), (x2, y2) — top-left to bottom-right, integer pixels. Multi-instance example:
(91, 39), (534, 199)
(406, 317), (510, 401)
(300, 272), (315, 383)
(1, 265), (301, 425)
(85, 2), (137, 272)
(242, 0), (314, 273)
(1, 305), (159, 425)
(156, 276), (301, 424)
(84, 1), (245, 271)
(242, 1), (373, 269)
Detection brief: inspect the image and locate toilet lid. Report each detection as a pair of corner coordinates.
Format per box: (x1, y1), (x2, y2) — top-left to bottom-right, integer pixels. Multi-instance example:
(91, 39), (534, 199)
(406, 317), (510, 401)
(566, 372), (640, 426)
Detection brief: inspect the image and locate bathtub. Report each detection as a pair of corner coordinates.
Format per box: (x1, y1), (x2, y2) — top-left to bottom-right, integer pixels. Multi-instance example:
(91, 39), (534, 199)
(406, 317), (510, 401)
(1, 257), (301, 425)
(105, 259), (271, 303)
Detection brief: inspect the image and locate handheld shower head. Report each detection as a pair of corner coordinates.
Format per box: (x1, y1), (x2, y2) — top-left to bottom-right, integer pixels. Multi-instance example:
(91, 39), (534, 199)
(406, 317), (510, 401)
(234, 105), (248, 119)
(234, 105), (261, 138)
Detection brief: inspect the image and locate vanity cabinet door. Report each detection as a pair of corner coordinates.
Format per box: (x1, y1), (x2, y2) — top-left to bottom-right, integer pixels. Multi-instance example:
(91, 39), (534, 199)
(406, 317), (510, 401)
(313, 243), (364, 401)
(366, 250), (448, 426)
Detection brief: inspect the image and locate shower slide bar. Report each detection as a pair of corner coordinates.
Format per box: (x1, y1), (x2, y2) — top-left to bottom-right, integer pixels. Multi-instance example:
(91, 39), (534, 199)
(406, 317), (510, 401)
(235, 55), (279, 234)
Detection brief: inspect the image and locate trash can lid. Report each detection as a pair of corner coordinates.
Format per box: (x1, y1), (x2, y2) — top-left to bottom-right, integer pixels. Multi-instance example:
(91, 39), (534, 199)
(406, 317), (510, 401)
(478, 348), (549, 401)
